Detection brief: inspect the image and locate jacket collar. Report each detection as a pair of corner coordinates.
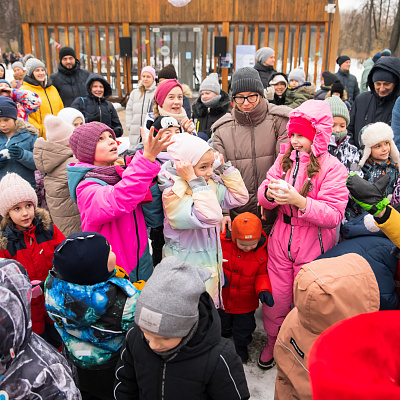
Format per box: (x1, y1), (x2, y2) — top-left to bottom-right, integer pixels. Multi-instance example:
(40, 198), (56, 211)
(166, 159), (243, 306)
(232, 99), (268, 126)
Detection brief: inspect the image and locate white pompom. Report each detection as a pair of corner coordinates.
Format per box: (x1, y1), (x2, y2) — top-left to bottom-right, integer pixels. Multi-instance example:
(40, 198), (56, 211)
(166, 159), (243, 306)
(168, 0), (191, 6)
(364, 213), (380, 232)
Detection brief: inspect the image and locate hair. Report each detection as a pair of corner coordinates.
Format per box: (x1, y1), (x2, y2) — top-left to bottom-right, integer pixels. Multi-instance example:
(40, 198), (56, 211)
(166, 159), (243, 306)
(153, 101), (160, 118)
(280, 144), (321, 198)
(0, 214), (13, 230)
(139, 84), (146, 99)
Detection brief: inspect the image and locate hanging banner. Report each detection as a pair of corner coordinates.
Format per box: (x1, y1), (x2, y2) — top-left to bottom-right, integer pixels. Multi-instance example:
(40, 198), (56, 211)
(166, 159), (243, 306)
(109, 56), (114, 61)
(91, 56), (96, 62)
(115, 55), (120, 60)
(134, 49), (139, 54)
(97, 56), (101, 62)
(49, 38), (54, 44)
(145, 40), (150, 44)
(102, 56), (107, 62)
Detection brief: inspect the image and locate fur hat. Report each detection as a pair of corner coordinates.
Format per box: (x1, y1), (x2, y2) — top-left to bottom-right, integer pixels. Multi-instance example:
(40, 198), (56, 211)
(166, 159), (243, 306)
(57, 108), (85, 127)
(0, 173), (38, 217)
(200, 73), (220, 95)
(288, 67), (306, 86)
(359, 122), (400, 167)
(44, 115), (74, 146)
(255, 47), (275, 63)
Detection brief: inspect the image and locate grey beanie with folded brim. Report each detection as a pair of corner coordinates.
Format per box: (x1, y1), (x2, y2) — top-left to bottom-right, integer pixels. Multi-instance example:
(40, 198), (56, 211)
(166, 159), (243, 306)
(134, 256), (211, 338)
(25, 58), (46, 77)
(256, 47), (275, 63)
(231, 67), (265, 97)
(200, 73), (221, 95)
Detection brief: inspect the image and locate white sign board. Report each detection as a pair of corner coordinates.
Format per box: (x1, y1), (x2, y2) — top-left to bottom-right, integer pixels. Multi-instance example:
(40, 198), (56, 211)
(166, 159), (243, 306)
(235, 45), (256, 70)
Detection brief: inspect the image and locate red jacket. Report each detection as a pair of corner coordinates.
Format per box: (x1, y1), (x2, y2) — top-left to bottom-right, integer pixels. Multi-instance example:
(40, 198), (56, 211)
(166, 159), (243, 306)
(0, 208), (65, 334)
(220, 230), (272, 314)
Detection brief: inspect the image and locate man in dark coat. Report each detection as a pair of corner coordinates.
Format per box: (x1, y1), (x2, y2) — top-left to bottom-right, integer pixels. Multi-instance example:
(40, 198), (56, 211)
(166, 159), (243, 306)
(50, 46), (90, 107)
(335, 55), (360, 105)
(348, 56), (400, 148)
(253, 47), (276, 88)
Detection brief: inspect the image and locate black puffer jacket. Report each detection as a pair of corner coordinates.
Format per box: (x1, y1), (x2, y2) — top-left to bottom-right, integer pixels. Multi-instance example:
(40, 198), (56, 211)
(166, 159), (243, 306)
(50, 60), (90, 107)
(335, 69), (360, 104)
(254, 61), (276, 88)
(314, 86), (330, 100)
(114, 292), (250, 400)
(70, 73), (123, 137)
(192, 91), (231, 138)
(348, 57), (400, 147)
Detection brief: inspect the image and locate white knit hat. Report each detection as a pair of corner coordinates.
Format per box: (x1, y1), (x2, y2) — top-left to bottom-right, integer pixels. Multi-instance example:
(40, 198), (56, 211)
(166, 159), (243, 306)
(25, 58), (46, 77)
(57, 108), (85, 127)
(44, 115), (74, 146)
(359, 122), (400, 167)
(0, 173), (38, 217)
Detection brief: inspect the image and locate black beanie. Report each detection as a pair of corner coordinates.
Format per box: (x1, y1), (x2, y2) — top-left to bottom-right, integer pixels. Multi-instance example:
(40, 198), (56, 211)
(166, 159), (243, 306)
(59, 46), (76, 62)
(331, 81), (344, 98)
(158, 64), (177, 80)
(336, 55), (350, 66)
(322, 71), (338, 87)
(231, 67), (264, 97)
(53, 232), (113, 285)
(152, 116), (180, 136)
(372, 68), (397, 84)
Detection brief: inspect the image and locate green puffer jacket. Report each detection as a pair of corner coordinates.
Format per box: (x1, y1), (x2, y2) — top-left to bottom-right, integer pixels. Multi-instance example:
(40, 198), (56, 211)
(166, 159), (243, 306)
(285, 83), (316, 108)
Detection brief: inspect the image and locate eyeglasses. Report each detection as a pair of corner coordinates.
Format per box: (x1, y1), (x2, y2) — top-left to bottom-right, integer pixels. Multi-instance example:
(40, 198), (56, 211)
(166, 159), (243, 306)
(232, 94), (259, 104)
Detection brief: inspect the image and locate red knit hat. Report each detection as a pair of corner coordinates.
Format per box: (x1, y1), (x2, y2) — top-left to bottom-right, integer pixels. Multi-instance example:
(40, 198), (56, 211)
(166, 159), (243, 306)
(231, 212), (262, 243)
(154, 79), (183, 107)
(288, 117), (316, 142)
(309, 310), (400, 400)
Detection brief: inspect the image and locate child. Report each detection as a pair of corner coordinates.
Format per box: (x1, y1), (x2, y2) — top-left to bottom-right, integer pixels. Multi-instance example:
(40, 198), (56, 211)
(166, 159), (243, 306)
(285, 67), (315, 109)
(326, 81), (351, 110)
(114, 256), (250, 400)
(219, 212), (273, 363)
(0, 173), (65, 345)
(33, 115), (81, 236)
(67, 122), (172, 281)
(0, 259), (81, 399)
(45, 231), (143, 400)
(359, 122), (399, 198)
(257, 100), (349, 369)
(58, 107), (85, 128)
(0, 96), (37, 187)
(159, 132), (249, 306)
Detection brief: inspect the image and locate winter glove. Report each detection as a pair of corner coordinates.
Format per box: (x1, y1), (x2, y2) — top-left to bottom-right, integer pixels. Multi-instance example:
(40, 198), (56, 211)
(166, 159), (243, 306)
(346, 173), (390, 216)
(222, 272), (229, 288)
(259, 291), (274, 307)
(0, 154), (8, 165)
(8, 144), (24, 159)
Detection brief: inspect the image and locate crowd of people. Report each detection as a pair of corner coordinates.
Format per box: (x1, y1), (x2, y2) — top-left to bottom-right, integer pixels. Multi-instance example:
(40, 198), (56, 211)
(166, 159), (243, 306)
(1, 42), (400, 400)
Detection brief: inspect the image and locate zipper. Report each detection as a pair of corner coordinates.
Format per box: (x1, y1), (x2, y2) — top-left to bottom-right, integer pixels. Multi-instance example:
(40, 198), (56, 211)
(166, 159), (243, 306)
(160, 361), (166, 400)
(318, 228), (324, 254)
(287, 151), (300, 262)
(133, 210), (140, 282)
(98, 98), (102, 122)
(215, 226), (223, 307)
(44, 88), (54, 115)
(140, 92), (146, 127)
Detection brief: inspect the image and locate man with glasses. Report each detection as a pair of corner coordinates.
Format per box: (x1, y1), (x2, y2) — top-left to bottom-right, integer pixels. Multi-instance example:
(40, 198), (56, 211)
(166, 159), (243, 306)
(213, 67), (291, 234)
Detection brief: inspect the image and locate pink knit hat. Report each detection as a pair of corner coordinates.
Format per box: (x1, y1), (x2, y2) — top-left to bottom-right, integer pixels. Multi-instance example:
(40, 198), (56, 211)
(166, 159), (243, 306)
(44, 115), (74, 146)
(167, 132), (212, 166)
(69, 122), (116, 164)
(0, 173), (38, 217)
(154, 79), (183, 107)
(141, 66), (156, 81)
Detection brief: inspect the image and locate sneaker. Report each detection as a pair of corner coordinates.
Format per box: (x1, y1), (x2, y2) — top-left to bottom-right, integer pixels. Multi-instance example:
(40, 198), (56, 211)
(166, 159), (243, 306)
(235, 345), (249, 363)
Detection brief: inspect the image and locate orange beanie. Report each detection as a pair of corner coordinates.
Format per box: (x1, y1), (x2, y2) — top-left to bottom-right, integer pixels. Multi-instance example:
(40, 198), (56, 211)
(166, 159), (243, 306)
(231, 212), (262, 243)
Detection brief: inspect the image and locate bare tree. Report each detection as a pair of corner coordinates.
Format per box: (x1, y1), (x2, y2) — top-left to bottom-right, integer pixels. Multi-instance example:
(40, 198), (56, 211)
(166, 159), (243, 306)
(0, 0), (22, 51)
(390, 0), (400, 56)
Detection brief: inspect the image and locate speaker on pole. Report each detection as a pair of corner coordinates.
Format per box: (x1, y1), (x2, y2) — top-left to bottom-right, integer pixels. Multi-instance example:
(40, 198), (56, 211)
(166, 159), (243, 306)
(119, 37), (132, 58)
(214, 36), (227, 57)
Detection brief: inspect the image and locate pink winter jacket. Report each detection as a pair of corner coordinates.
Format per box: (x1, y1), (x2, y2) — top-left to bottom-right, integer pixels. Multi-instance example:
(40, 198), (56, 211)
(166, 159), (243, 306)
(71, 152), (160, 275)
(258, 100), (349, 257)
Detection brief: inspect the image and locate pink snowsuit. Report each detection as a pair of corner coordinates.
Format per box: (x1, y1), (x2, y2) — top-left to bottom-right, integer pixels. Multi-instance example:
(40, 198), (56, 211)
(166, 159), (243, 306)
(257, 100), (349, 353)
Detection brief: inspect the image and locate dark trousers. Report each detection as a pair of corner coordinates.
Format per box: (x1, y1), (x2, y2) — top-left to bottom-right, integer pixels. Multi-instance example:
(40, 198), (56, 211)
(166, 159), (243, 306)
(218, 308), (256, 347)
(77, 365), (116, 400)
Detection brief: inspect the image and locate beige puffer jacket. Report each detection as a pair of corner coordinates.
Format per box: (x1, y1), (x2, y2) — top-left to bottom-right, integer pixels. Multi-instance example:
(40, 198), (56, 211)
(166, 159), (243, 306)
(33, 140), (81, 236)
(212, 99), (290, 230)
(274, 253), (380, 400)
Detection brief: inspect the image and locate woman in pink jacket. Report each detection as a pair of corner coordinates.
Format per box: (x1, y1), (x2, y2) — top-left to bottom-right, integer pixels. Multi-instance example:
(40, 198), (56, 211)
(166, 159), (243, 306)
(67, 122), (172, 281)
(257, 100), (349, 370)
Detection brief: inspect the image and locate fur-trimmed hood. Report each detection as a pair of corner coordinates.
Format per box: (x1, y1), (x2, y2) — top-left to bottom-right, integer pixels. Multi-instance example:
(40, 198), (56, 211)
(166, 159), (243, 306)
(292, 82), (316, 95)
(15, 117), (39, 135)
(192, 90), (231, 117)
(181, 83), (192, 99)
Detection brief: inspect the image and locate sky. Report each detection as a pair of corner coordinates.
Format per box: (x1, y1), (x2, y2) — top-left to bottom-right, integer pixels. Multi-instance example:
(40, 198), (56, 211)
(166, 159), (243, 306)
(338, 0), (365, 12)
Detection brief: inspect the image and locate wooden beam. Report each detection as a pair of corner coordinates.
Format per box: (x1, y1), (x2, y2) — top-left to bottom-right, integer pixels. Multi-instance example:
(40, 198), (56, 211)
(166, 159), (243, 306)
(274, 24), (279, 69)
(323, 22), (329, 71)
(136, 25), (142, 77)
(254, 25), (259, 49)
(265, 24), (269, 47)
(282, 24), (289, 74)
(85, 26), (91, 72)
(244, 24), (248, 45)
(75, 26), (80, 61)
(202, 24), (207, 80)
(33, 25), (40, 60)
(146, 25), (151, 66)
(43, 26), (52, 74)
(214, 24), (218, 73)
(22, 24), (31, 55)
(234, 24), (238, 69)
(105, 25), (111, 84)
(313, 25), (321, 85)
(293, 25), (300, 69)
(222, 22), (229, 92)
(304, 24), (310, 78)
(64, 26), (69, 46)
(95, 25), (101, 73)
(115, 25), (122, 98)
(123, 23), (132, 95)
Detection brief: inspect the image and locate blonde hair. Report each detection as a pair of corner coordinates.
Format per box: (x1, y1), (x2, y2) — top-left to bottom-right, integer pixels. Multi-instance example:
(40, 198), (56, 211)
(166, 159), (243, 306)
(153, 102), (160, 118)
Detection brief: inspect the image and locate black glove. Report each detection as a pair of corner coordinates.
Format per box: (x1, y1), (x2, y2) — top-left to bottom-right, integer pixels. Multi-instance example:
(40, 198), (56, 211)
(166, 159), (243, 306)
(346, 173), (391, 216)
(222, 272), (229, 288)
(259, 291), (274, 307)
(8, 144), (24, 159)
(0, 154), (8, 165)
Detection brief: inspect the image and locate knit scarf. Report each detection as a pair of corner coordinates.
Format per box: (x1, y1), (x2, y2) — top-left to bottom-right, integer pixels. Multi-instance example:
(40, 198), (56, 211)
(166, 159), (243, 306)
(84, 165), (125, 186)
(201, 95), (221, 108)
(332, 129), (348, 143)
(159, 106), (188, 123)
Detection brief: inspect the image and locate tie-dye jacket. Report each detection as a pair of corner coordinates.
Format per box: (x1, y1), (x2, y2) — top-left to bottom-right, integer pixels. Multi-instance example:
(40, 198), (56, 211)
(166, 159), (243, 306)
(159, 161), (249, 307)
(12, 88), (42, 121)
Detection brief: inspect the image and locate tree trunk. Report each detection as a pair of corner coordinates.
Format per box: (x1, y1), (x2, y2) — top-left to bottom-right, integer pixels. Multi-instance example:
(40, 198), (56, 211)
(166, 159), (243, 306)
(390, 0), (400, 57)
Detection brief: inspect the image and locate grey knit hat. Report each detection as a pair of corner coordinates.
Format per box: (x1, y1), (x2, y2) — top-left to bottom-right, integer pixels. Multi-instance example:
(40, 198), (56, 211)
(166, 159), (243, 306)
(288, 67), (306, 86)
(11, 61), (24, 70)
(25, 58), (46, 77)
(200, 73), (220, 95)
(325, 96), (350, 125)
(135, 256), (211, 338)
(255, 47), (275, 63)
(231, 67), (264, 97)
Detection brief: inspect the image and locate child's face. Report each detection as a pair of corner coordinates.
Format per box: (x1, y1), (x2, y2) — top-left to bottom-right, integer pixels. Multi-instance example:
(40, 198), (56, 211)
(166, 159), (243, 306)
(273, 82), (286, 96)
(332, 92), (341, 98)
(193, 149), (214, 182)
(91, 81), (104, 98)
(141, 327), (183, 352)
(162, 87), (183, 114)
(236, 238), (259, 252)
(107, 246), (117, 272)
(72, 117), (83, 129)
(291, 133), (312, 153)
(290, 80), (299, 88)
(8, 201), (35, 230)
(0, 117), (16, 135)
(161, 126), (180, 139)
(201, 90), (217, 102)
(333, 116), (347, 133)
(94, 131), (118, 167)
(371, 140), (391, 161)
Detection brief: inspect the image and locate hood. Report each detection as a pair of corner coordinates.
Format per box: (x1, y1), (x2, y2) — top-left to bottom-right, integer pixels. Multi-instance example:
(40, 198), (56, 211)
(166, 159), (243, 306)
(34, 139), (76, 174)
(296, 82), (316, 95)
(287, 99), (333, 157)
(268, 71), (289, 87)
(86, 73), (112, 99)
(23, 74), (53, 89)
(57, 59), (82, 76)
(14, 117), (39, 136)
(0, 64), (6, 78)
(192, 90), (231, 117)
(0, 259), (32, 374)
(294, 254), (380, 335)
(367, 56), (400, 97)
(67, 162), (96, 203)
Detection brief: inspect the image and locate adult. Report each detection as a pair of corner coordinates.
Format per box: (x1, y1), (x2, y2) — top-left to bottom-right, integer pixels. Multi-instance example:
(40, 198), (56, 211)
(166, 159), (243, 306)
(360, 52), (381, 94)
(70, 73), (123, 137)
(265, 72), (288, 105)
(126, 66), (157, 148)
(348, 56), (400, 148)
(314, 70), (338, 100)
(21, 58), (64, 139)
(253, 47), (276, 88)
(50, 46), (90, 107)
(212, 67), (291, 233)
(191, 72), (230, 139)
(335, 55), (359, 105)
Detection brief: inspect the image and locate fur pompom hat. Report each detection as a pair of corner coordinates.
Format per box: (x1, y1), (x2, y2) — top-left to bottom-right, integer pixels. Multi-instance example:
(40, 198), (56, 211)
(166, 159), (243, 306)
(359, 122), (400, 167)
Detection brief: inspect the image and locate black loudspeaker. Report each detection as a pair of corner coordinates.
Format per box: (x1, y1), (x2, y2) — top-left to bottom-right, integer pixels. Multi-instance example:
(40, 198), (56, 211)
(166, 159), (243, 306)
(119, 37), (132, 58)
(214, 36), (227, 57)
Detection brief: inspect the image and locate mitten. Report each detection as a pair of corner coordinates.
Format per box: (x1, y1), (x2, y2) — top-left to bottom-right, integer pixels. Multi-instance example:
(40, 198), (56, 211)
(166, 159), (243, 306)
(8, 144), (24, 159)
(259, 291), (274, 307)
(346, 173), (390, 216)
(0, 155), (8, 165)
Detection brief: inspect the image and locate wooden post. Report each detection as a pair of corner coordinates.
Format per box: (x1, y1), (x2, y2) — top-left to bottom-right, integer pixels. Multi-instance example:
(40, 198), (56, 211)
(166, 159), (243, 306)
(146, 25), (151, 66)
(33, 26), (40, 59)
(123, 23), (132, 95)
(234, 24), (238, 70)
(323, 22), (329, 71)
(282, 24), (289, 74)
(75, 26), (80, 59)
(274, 24), (279, 69)
(222, 22), (229, 93)
(313, 25), (321, 85)
(22, 24), (32, 55)
(304, 24), (310, 78)
(202, 24), (207, 80)
(64, 26), (69, 46)
(293, 25), (300, 68)
(214, 24), (218, 73)
(85, 26), (91, 71)
(265, 24), (269, 47)
(43, 27), (52, 74)
(136, 26), (142, 76)
(95, 25), (101, 73)
(244, 24), (248, 45)
(254, 25), (259, 49)
(115, 25), (122, 98)
(105, 25), (111, 84)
